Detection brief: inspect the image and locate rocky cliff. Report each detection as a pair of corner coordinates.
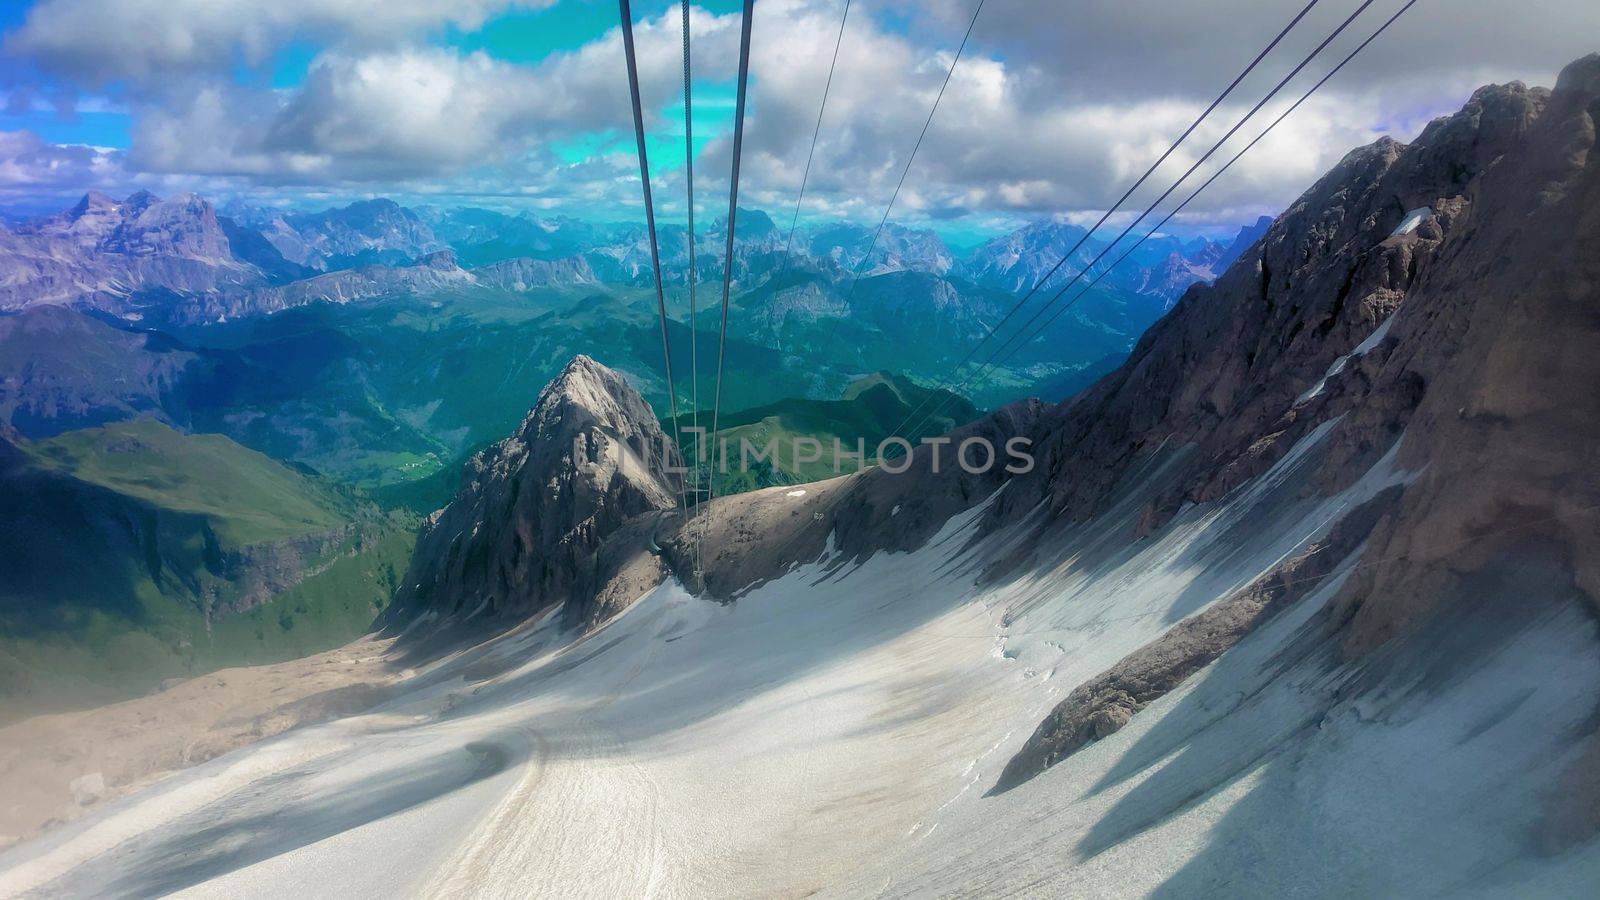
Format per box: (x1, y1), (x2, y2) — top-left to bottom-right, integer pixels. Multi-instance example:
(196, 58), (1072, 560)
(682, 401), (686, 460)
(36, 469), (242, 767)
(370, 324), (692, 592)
(741, 69), (1558, 579)
(978, 56), (1600, 794)
(381, 356), (680, 635)
(277, 198), (444, 271)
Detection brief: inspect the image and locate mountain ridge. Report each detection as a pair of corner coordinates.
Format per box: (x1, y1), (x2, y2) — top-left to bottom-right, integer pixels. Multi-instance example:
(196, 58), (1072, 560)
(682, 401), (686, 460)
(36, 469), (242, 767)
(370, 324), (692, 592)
(1, 190), (1259, 325)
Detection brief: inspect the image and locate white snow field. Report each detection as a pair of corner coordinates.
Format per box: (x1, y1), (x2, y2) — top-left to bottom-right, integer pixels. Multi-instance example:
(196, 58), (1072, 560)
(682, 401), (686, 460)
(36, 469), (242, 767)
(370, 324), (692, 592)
(2, 425), (1596, 898)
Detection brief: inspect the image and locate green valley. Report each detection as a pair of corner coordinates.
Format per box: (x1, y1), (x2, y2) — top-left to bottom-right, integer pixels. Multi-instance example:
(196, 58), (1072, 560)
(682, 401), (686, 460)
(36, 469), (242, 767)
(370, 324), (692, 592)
(0, 420), (411, 723)
(668, 372), (982, 496)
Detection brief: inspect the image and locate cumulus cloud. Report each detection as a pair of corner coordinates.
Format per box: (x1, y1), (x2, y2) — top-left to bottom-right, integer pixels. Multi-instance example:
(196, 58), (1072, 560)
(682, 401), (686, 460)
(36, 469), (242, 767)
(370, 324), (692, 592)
(706, 0), (1600, 225)
(115, 7), (746, 184)
(0, 129), (126, 193)
(126, 50), (549, 180)
(894, 0), (1598, 103)
(702, 0), (1369, 224)
(4, 0), (1598, 228)
(6, 0), (553, 84)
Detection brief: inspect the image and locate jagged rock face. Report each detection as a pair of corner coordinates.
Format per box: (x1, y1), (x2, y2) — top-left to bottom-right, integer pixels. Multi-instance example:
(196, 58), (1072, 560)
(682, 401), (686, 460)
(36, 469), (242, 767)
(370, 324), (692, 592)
(17, 190), (233, 261)
(249, 215), (320, 268)
(806, 222), (954, 276)
(177, 252), (475, 322)
(1210, 214), (1273, 274)
(0, 188), (1253, 327)
(28, 191), (126, 250)
(0, 194), (463, 320)
(0, 191), (261, 312)
(474, 255), (597, 291)
(728, 60), (1597, 662)
(1323, 55), (1600, 658)
(163, 248), (593, 322)
(745, 276), (848, 332)
(878, 56), (1600, 798)
(1139, 251), (1216, 304)
(963, 220), (1094, 293)
(989, 78), (1553, 541)
(99, 192), (236, 261)
(384, 356), (679, 631)
(960, 219), (1237, 302)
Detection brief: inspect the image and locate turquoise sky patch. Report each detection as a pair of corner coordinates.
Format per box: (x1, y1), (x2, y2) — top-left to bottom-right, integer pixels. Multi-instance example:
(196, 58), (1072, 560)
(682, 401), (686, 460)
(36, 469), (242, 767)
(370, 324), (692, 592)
(454, 0), (748, 64)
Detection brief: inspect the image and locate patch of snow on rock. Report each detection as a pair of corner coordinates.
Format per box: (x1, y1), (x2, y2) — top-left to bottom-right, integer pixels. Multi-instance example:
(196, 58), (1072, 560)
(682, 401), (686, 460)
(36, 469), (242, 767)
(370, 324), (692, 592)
(1391, 206), (1433, 237)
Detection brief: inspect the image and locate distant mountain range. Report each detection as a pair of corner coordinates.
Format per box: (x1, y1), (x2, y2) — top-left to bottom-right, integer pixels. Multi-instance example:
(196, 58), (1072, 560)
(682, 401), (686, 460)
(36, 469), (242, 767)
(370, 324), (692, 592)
(230, 198), (445, 272)
(964, 215), (1270, 302)
(0, 191), (1267, 325)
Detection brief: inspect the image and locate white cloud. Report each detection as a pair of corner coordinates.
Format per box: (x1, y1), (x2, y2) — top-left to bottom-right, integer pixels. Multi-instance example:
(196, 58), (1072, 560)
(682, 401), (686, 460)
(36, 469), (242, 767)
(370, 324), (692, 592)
(701, 0), (1600, 226)
(260, 49), (542, 176)
(704, 1), (1381, 225)
(6, 0), (553, 84)
(4, 0), (1599, 228)
(0, 129), (126, 193)
(115, 7), (746, 184)
(891, 0), (1599, 105)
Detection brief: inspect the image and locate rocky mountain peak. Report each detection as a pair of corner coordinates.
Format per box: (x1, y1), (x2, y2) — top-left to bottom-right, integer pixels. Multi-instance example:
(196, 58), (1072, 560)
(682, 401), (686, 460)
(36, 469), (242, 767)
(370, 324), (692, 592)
(36, 191), (125, 245)
(1555, 50), (1600, 92)
(69, 191), (118, 214)
(121, 190), (160, 214)
(108, 191), (232, 260)
(971, 73), (1550, 540)
(518, 356), (677, 481)
(382, 355), (680, 634)
(276, 198), (442, 270)
(709, 206), (778, 238)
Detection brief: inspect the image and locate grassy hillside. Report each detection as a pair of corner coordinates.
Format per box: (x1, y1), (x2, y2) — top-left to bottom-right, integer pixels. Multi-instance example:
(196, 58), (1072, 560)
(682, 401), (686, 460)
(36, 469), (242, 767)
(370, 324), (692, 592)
(28, 418), (352, 545)
(0, 420), (410, 723)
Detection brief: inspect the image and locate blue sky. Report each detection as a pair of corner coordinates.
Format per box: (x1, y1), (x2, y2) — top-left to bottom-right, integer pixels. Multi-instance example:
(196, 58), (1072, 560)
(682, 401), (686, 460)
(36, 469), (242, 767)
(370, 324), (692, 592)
(1, 0), (1596, 244)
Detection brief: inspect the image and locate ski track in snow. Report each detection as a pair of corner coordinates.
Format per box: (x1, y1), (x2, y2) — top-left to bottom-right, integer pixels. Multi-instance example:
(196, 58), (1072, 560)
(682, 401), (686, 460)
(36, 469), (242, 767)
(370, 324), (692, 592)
(2, 426), (1596, 897)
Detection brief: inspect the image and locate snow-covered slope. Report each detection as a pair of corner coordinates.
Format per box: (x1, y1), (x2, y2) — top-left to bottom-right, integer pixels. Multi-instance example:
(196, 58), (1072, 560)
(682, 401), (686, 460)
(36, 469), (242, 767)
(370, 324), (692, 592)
(2, 406), (1590, 897)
